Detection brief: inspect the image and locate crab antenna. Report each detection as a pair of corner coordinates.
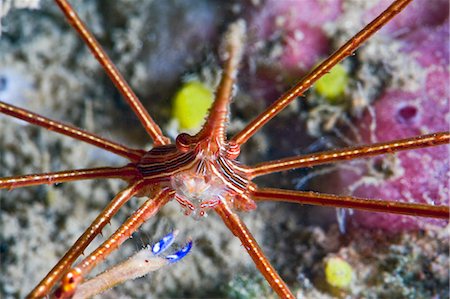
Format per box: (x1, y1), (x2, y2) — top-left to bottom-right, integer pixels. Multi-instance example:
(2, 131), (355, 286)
(196, 20), (246, 145)
(231, 0), (413, 146)
(53, 0), (170, 146)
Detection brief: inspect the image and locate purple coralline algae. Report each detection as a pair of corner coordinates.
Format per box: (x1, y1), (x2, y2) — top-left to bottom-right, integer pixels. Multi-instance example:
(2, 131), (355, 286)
(337, 0), (449, 230)
(244, 0), (342, 101)
(245, 0), (448, 231)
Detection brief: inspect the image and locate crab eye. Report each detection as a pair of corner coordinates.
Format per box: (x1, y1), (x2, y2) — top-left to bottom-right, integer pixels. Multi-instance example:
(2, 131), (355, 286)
(176, 133), (195, 152)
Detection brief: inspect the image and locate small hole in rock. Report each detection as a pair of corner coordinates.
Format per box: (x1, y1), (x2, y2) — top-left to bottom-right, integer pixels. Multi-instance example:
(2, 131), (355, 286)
(396, 105), (418, 124)
(0, 76), (7, 91)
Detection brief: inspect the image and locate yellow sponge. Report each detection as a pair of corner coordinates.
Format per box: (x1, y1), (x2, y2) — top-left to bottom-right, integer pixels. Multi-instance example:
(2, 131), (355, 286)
(325, 256), (353, 289)
(173, 81), (214, 130)
(315, 63), (348, 101)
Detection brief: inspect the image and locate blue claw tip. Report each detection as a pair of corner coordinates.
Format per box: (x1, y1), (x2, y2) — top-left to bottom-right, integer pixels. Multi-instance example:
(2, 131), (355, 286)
(166, 240), (193, 263)
(152, 231), (176, 255)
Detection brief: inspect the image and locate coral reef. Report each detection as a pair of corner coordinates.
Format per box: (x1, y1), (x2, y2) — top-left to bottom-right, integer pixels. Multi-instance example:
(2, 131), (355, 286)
(0, 1), (448, 298)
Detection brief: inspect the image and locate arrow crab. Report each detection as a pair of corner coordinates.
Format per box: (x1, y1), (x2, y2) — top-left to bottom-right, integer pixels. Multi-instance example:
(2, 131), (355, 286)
(0, 0), (448, 298)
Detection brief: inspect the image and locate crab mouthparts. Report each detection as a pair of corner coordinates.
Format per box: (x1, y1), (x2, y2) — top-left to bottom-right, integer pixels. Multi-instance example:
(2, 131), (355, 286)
(171, 171), (227, 218)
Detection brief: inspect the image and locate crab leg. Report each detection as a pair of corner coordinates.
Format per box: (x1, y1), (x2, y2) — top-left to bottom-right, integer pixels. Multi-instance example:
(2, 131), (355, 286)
(72, 233), (192, 299)
(215, 201), (295, 299)
(252, 188), (449, 219)
(0, 165), (139, 190)
(249, 132), (450, 178)
(0, 101), (145, 161)
(27, 180), (146, 299)
(231, 0), (413, 146)
(53, 0), (170, 146)
(53, 188), (174, 298)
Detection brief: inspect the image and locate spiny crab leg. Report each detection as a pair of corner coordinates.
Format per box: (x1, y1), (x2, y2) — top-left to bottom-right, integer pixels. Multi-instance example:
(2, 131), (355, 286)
(0, 101), (145, 161)
(249, 132), (450, 178)
(252, 188), (449, 219)
(53, 188), (174, 298)
(0, 165), (139, 190)
(215, 201), (295, 299)
(53, 0), (170, 146)
(27, 180), (146, 299)
(72, 232), (192, 299)
(231, 0), (413, 146)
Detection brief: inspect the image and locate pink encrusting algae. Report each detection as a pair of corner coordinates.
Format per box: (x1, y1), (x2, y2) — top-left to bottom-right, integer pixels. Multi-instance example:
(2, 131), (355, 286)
(244, 0), (448, 231)
(243, 0), (342, 102)
(250, 0), (342, 74)
(334, 0), (449, 230)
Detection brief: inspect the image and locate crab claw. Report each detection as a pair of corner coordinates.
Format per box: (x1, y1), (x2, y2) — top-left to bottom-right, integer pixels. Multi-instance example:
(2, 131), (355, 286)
(151, 230), (178, 255)
(69, 232), (193, 299)
(165, 239), (193, 263)
(151, 231), (193, 263)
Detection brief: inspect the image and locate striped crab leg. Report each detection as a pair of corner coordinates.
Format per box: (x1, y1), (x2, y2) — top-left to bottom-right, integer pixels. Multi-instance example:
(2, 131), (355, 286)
(231, 0), (413, 146)
(0, 101), (145, 161)
(53, 0), (170, 146)
(0, 165), (139, 190)
(251, 188), (449, 219)
(248, 132), (450, 178)
(71, 232), (192, 299)
(27, 180), (146, 299)
(52, 188), (174, 298)
(215, 201), (295, 299)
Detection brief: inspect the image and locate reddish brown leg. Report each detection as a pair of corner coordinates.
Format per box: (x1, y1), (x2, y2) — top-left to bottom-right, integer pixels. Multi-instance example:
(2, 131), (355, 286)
(0, 101), (145, 161)
(53, 0), (170, 146)
(0, 165), (139, 190)
(53, 188), (174, 298)
(231, 0), (413, 146)
(252, 188), (449, 219)
(249, 132), (450, 178)
(27, 180), (146, 299)
(215, 201), (295, 299)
